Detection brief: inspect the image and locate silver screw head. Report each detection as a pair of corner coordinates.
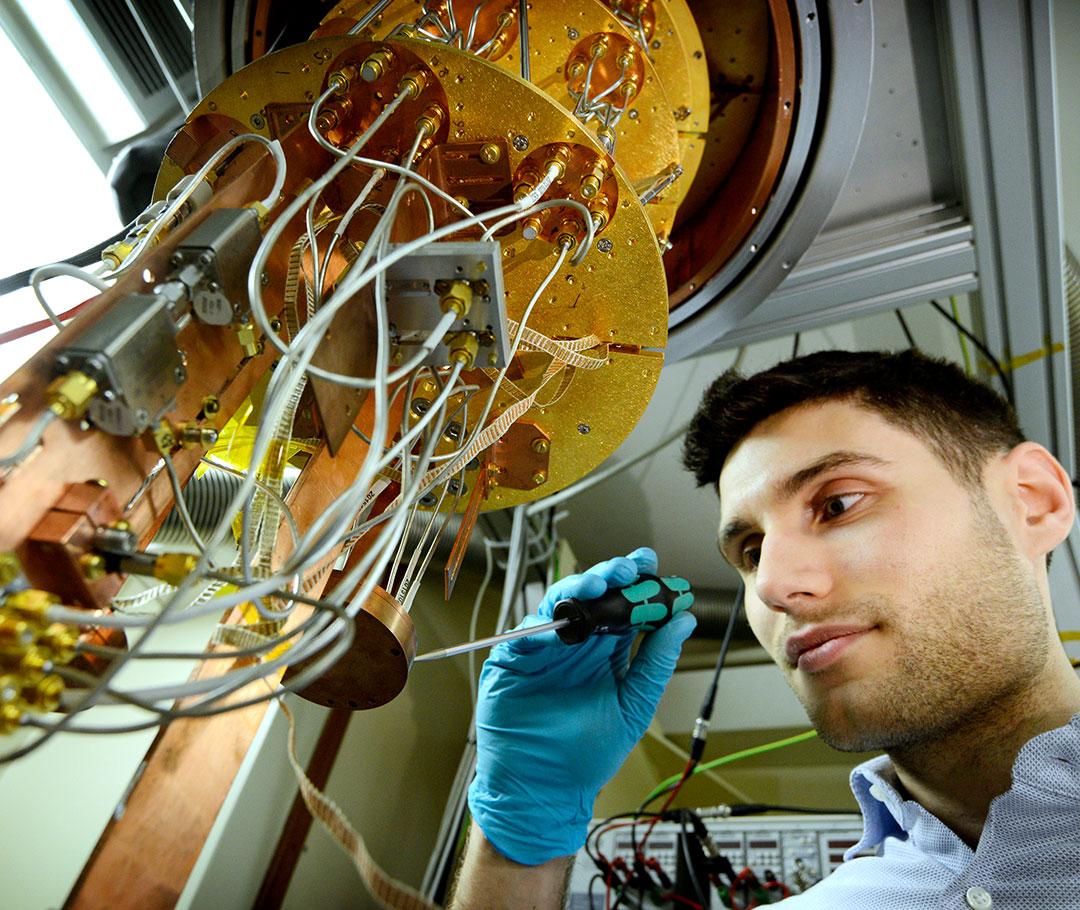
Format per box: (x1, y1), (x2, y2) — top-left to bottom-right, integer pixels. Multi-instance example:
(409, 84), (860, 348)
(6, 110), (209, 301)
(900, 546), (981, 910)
(597, 238), (613, 253)
(577, 423), (591, 434)
(512, 134), (529, 151)
(567, 27), (579, 39)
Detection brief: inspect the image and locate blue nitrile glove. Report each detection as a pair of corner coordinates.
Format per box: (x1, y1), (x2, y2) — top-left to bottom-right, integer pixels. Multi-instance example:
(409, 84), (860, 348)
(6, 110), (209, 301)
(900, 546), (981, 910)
(467, 547), (697, 865)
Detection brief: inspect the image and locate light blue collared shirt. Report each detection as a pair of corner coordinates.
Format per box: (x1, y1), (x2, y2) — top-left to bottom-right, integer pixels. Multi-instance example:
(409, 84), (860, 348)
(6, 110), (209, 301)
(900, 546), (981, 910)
(783, 713), (1080, 909)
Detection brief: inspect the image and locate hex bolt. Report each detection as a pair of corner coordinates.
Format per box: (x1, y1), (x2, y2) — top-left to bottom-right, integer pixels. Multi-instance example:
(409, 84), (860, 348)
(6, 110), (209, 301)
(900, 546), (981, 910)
(567, 27), (579, 39)
(577, 422), (591, 434)
(597, 238), (613, 253)
(512, 134), (529, 151)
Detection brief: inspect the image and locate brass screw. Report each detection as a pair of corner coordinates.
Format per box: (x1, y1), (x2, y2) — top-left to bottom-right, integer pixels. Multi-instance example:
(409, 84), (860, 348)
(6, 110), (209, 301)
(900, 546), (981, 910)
(532, 471), (547, 486)
(202, 395), (221, 416)
(110, 520), (131, 532)
(78, 553), (107, 581)
(479, 143), (501, 164)
(531, 438), (549, 455)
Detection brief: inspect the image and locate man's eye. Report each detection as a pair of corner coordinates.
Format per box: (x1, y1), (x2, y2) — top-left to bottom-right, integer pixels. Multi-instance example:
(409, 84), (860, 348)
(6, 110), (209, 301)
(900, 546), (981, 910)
(740, 541), (762, 569)
(820, 493), (863, 521)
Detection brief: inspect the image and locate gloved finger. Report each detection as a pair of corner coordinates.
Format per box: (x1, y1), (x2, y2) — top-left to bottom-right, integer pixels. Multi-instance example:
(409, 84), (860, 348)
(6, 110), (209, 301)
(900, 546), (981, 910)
(625, 546), (658, 577)
(616, 611), (697, 738)
(585, 555), (642, 588)
(538, 549), (657, 614)
(538, 571), (607, 618)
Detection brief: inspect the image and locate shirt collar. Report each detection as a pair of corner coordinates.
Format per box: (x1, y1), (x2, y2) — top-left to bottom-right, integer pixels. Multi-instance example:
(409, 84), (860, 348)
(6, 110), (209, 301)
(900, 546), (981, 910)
(844, 711), (1080, 861)
(846, 754), (907, 859)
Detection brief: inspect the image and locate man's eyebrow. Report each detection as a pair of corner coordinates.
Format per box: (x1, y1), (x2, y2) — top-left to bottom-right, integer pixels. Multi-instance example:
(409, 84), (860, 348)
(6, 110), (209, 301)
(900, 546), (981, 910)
(777, 451), (891, 500)
(717, 451), (891, 563)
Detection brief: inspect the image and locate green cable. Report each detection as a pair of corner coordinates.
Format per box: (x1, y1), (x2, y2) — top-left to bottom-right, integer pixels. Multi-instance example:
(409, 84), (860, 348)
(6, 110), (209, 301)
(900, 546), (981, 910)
(950, 296), (973, 375)
(642, 730), (819, 806)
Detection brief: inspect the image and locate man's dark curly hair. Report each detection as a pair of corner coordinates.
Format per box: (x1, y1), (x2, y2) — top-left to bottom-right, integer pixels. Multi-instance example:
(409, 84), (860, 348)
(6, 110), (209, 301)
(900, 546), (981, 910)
(683, 350), (1025, 492)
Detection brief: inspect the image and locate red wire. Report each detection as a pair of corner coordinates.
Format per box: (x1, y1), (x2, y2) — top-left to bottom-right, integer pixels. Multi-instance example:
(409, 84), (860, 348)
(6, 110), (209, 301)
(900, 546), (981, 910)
(638, 758), (695, 856)
(0, 297), (94, 346)
(604, 870), (612, 910)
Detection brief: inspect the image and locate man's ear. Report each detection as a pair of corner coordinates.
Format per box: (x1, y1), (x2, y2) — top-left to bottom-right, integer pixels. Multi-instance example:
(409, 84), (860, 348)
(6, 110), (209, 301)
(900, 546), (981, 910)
(1003, 442), (1076, 560)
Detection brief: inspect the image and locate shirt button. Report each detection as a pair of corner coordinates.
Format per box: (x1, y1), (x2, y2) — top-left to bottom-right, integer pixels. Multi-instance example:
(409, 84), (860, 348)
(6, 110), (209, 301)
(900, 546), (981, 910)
(966, 886), (993, 909)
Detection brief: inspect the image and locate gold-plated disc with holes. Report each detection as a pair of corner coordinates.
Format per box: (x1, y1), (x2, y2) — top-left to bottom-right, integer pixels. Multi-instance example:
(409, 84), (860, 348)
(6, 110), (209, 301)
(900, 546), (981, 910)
(316, 0), (683, 241)
(154, 36), (667, 508)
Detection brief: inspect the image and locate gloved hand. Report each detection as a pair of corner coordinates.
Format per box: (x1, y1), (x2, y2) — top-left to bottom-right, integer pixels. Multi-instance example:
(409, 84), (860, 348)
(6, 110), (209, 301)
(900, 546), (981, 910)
(467, 547), (697, 865)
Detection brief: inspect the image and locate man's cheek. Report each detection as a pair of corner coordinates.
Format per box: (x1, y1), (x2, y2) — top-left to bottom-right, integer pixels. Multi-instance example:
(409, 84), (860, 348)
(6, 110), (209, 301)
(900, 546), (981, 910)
(745, 602), (777, 656)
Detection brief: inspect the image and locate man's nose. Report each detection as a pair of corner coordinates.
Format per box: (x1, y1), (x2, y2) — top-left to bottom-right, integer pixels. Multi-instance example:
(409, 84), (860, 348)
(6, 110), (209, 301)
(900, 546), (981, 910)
(753, 530), (833, 612)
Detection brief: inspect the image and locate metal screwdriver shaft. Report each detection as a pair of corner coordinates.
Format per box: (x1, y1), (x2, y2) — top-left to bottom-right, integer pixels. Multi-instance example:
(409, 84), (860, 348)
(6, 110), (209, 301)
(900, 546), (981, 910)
(412, 618), (572, 662)
(412, 574), (693, 663)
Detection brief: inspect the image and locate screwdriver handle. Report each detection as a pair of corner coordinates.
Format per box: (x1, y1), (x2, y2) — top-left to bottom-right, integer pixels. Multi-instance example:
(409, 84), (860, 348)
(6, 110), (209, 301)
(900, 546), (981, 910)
(551, 574), (694, 644)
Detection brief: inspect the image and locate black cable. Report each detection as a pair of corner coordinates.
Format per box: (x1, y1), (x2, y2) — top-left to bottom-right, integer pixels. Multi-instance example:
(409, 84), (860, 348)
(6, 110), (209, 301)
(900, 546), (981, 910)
(791, 333), (801, 358)
(588, 873), (602, 910)
(928, 299), (1015, 405)
(728, 803), (860, 816)
(0, 224), (133, 297)
(690, 581), (743, 764)
(586, 811), (662, 865)
(894, 309), (916, 349)
(677, 809), (711, 910)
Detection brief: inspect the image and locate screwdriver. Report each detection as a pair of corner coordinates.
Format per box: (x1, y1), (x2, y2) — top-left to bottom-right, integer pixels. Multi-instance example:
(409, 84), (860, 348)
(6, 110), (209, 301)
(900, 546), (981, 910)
(412, 574), (693, 662)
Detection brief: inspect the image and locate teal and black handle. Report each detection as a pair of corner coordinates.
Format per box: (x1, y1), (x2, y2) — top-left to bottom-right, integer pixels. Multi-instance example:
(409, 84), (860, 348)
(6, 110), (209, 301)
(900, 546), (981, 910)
(551, 574), (694, 644)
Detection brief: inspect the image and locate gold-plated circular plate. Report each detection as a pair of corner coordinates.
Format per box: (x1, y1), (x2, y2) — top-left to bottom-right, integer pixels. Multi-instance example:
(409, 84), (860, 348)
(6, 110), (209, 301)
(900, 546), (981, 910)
(154, 36), (668, 508)
(317, 0), (683, 241)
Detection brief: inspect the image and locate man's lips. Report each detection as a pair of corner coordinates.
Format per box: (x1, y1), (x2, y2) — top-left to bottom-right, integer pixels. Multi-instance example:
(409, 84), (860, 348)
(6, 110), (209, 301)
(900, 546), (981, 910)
(784, 625), (873, 672)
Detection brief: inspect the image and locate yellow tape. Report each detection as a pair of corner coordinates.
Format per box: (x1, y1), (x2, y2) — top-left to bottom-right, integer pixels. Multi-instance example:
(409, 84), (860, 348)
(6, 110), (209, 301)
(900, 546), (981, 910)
(981, 341), (1065, 375)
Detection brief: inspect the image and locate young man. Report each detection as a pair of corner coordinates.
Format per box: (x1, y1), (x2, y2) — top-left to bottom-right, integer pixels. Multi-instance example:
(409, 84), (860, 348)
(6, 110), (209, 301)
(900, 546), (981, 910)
(452, 350), (1080, 909)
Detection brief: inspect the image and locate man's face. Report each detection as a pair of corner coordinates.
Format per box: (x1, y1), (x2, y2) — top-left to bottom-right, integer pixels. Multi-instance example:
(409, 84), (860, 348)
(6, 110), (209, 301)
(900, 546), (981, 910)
(717, 400), (1049, 752)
